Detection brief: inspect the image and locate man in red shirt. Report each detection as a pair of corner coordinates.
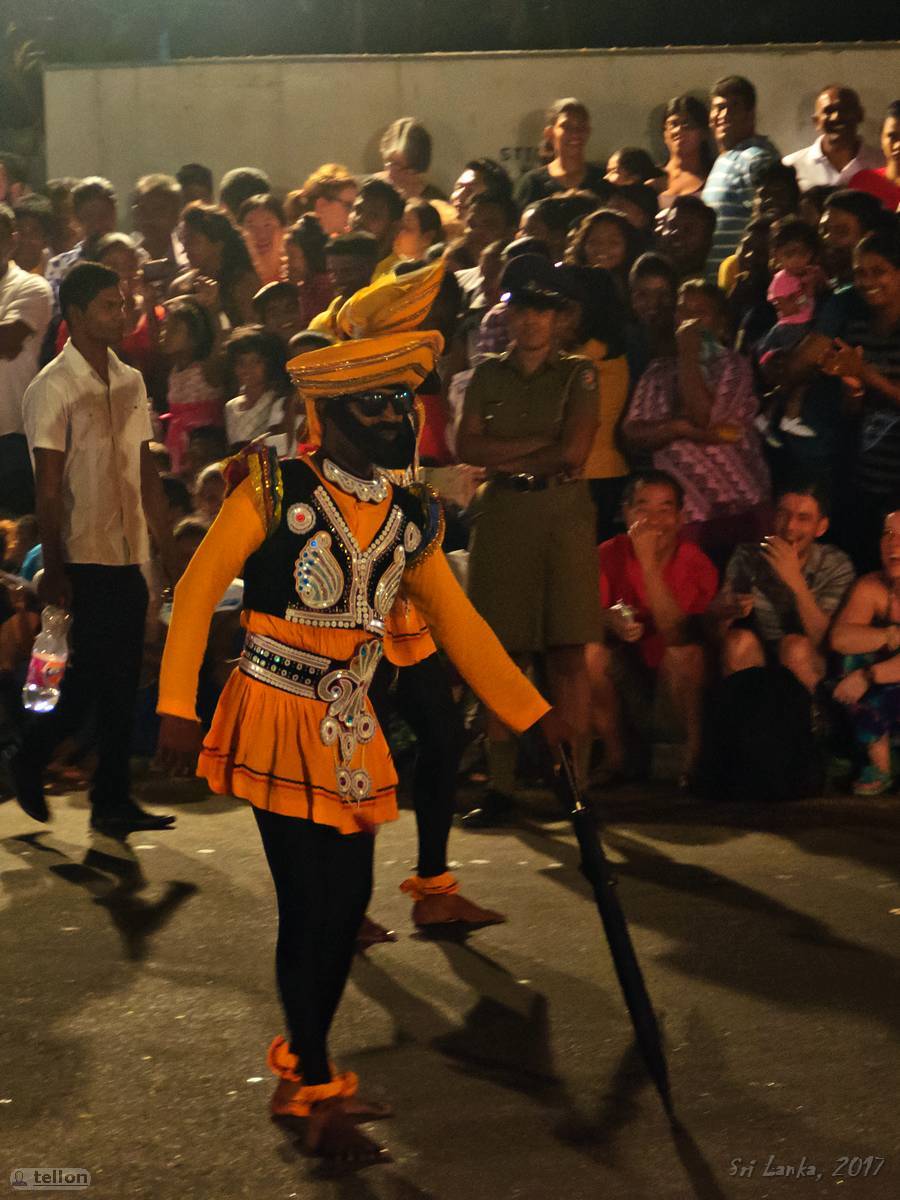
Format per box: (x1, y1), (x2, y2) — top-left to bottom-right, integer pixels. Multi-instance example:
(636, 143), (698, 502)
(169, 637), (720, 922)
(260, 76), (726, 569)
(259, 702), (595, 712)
(589, 470), (718, 786)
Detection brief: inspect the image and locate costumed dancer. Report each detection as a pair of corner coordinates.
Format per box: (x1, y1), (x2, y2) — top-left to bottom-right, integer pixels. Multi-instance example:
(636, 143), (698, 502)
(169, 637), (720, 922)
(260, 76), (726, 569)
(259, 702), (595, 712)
(300, 263), (507, 939)
(155, 264), (564, 1163)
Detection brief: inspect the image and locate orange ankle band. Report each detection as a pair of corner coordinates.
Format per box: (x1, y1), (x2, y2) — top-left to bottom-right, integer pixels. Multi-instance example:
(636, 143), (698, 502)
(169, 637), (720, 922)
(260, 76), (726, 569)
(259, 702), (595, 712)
(399, 872), (460, 901)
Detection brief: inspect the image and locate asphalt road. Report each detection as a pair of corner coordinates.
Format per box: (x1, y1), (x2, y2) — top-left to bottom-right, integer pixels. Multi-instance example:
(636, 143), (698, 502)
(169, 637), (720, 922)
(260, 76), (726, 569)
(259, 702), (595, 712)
(2, 778), (899, 1200)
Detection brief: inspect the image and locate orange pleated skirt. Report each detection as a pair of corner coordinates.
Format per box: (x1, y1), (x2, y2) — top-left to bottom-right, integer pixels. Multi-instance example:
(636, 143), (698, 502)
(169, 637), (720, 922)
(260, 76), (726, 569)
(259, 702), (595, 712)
(198, 666), (398, 835)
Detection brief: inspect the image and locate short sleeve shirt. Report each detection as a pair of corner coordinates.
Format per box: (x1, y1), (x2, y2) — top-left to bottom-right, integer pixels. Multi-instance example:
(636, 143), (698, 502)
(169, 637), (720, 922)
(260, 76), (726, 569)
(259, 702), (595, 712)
(463, 349), (596, 444)
(702, 136), (780, 275)
(723, 540), (856, 645)
(0, 263), (53, 436)
(514, 163), (609, 208)
(599, 534), (719, 669)
(22, 340), (154, 566)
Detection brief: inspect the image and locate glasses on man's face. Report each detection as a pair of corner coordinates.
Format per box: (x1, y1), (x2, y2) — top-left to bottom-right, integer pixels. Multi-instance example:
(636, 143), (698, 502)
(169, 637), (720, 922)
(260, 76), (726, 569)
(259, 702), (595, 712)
(343, 387), (415, 417)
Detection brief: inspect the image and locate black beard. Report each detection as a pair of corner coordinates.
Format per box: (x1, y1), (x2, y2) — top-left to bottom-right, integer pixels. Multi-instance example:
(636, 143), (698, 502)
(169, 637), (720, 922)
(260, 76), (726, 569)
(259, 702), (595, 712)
(328, 403), (417, 470)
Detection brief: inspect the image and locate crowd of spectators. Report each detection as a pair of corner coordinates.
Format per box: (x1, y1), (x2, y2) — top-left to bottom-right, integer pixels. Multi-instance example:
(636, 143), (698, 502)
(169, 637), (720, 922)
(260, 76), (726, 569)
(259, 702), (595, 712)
(0, 72), (899, 814)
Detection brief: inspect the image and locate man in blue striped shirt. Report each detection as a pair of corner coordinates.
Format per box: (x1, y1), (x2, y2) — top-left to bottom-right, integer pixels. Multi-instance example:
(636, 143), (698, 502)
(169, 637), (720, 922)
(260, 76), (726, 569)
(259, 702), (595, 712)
(702, 76), (779, 280)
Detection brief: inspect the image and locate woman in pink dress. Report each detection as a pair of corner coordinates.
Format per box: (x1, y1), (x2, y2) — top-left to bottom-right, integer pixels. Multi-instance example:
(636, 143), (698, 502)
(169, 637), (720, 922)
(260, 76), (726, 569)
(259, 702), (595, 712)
(159, 297), (225, 476)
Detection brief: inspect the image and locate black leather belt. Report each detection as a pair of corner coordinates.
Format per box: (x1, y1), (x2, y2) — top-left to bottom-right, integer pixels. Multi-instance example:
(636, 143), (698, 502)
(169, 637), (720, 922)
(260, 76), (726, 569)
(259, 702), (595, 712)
(492, 473), (569, 492)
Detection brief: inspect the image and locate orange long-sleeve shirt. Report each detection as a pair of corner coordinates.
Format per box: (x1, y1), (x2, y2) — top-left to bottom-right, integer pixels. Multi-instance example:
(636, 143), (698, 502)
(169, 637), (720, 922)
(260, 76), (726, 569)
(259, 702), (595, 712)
(158, 474), (549, 734)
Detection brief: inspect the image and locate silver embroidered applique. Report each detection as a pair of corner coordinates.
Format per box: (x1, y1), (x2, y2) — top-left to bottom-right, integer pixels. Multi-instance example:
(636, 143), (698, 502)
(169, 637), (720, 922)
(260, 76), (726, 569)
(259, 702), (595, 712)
(404, 522), (422, 554)
(323, 458), (389, 504)
(293, 531), (344, 609)
(374, 545), (406, 617)
(287, 503), (316, 534)
(318, 639), (383, 801)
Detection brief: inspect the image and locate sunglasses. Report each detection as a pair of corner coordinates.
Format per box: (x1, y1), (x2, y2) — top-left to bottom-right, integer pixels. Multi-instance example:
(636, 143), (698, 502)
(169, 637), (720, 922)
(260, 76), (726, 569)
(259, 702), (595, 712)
(341, 387), (416, 417)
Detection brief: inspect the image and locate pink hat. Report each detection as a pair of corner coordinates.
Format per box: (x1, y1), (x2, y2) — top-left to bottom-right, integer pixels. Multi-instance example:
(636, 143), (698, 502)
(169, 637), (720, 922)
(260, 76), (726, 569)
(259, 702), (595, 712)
(768, 269), (814, 324)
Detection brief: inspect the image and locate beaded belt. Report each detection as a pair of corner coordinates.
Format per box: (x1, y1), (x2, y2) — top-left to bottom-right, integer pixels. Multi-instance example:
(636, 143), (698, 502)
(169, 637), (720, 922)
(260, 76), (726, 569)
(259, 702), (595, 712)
(239, 633), (336, 698)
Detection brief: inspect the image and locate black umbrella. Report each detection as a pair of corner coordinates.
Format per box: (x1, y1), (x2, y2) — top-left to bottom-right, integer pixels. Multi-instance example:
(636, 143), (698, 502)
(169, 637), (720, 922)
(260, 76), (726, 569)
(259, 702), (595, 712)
(555, 746), (672, 1115)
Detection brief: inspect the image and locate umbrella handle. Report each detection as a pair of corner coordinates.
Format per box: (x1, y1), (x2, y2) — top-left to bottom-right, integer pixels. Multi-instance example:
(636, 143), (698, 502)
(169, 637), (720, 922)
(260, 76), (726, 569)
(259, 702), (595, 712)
(555, 744), (589, 814)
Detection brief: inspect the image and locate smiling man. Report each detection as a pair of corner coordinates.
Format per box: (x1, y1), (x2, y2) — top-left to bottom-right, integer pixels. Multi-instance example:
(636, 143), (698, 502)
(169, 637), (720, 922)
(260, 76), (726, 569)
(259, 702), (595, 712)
(783, 85), (881, 191)
(701, 75), (779, 278)
(715, 480), (855, 693)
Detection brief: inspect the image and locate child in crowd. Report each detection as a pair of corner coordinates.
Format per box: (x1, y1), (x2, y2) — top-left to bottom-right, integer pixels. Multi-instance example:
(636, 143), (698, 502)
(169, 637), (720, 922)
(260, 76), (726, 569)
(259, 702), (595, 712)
(251, 281), (304, 347)
(159, 298), (225, 475)
(193, 462), (227, 525)
(754, 220), (829, 442)
(223, 326), (296, 453)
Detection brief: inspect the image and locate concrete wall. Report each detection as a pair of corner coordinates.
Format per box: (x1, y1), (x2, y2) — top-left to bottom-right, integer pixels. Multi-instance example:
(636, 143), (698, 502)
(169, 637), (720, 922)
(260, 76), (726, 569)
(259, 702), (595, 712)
(44, 43), (899, 206)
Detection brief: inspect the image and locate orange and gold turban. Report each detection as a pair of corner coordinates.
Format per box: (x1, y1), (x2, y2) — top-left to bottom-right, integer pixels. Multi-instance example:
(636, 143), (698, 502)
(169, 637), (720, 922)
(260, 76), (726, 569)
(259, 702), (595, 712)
(288, 258), (445, 401)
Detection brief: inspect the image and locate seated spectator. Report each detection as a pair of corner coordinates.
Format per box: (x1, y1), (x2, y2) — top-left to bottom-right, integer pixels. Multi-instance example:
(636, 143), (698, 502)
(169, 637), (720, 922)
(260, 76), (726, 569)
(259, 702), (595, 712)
(518, 191), (605, 263)
(218, 167), (271, 223)
(589, 470), (717, 784)
(252, 281), (303, 347)
(605, 147), (664, 189)
(171, 202), (260, 327)
(560, 266), (631, 542)
(831, 508), (900, 796)
(714, 480), (854, 696)
(818, 189), (885, 289)
(310, 231), (379, 335)
(223, 326), (295, 453)
(159, 297), (224, 475)
(797, 184), (837, 230)
(607, 182), (659, 233)
(193, 461), (226, 524)
(176, 163), (214, 206)
(514, 98), (608, 206)
(0, 152), (30, 206)
(659, 94), (715, 208)
(280, 215), (332, 327)
(623, 279), (770, 566)
(450, 158), (513, 223)
(12, 195), (54, 276)
(349, 178), (405, 278)
(784, 86), (881, 191)
(627, 252), (679, 380)
(0, 203), (53, 517)
(565, 209), (642, 301)
(702, 75), (780, 279)
(726, 215), (774, 340)
(45, 177), (118, 309)
(452, 192), (518, 279)
(848, 101), (900, 212)
(43, 178), (82, 256)
(655, 194), (717, 280)
(239, 193), (286, 286)
(131, 174), (188, 284)
(796, 225), (900, 571)
(292, 163), (356, 236)
(379, 117), (447, 202)
(160, 474), (193, 528)
(718, 162), (799, 295)
(394, 200), (443, 262)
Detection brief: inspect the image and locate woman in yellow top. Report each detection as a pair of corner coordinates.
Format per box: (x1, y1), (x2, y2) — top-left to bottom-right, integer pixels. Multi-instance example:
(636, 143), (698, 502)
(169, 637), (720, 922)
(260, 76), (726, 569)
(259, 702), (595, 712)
(156, 284), (562, 1163)
(559, 266), (631, 542)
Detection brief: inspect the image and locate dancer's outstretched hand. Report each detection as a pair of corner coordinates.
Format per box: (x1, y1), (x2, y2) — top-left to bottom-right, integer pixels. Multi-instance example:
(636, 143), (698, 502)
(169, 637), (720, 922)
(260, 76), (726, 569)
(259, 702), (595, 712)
(156, 715), (204, 778)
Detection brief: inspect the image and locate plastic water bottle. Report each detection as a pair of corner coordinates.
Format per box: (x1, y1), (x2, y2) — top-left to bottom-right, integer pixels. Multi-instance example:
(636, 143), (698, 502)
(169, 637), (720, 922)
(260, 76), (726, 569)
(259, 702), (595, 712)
(22, 606), (71, 713)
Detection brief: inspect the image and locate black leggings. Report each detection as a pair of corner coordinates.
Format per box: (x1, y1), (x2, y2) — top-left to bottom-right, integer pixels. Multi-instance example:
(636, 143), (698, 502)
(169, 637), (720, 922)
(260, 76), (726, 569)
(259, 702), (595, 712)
(370, 652), (463, 879)
(253, 807), (374, 1084)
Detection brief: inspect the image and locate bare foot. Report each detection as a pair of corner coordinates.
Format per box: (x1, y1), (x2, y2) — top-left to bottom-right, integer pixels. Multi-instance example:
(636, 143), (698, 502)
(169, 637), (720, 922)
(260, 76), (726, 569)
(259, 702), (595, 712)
(356, 915), (397, 951)
(306, 1098), (392, 1163)
(412, 891), (507, 927)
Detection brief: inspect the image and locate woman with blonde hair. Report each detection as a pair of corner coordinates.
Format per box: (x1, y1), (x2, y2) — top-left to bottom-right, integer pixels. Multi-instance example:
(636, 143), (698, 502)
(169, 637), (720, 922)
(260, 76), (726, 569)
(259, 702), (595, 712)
(288, 164), (357, 236)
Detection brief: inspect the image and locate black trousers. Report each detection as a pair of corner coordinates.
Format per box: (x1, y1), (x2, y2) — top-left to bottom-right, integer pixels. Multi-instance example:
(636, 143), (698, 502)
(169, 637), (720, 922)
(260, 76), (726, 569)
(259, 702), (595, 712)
(253, 807), (374, 1084)
(0, 433), (35, 516)
(24, 564), (148, 816)
(370, 652), (464, 879)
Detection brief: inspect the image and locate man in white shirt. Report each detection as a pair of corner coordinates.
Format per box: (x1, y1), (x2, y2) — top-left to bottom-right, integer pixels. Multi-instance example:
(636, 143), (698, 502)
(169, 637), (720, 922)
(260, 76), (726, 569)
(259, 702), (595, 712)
(13, 262), (179, 835)
(783, 86), (882, 191)
(0, 203), (52, 515)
